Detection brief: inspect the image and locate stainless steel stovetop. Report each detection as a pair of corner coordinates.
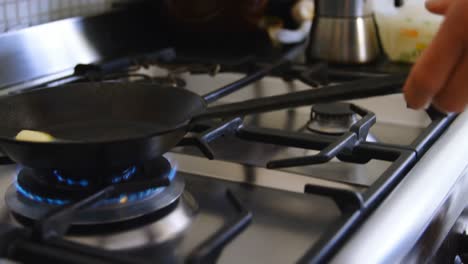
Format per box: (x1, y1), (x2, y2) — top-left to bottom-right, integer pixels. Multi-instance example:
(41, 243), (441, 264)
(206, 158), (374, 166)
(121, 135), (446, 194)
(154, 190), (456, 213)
(0, 65), (454, 263)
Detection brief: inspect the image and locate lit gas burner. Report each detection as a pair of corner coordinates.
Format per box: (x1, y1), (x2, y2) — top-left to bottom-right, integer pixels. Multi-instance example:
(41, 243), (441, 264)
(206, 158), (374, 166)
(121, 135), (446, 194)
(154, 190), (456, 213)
(308, 103), (359, 135)
(6, 157), (185, 225)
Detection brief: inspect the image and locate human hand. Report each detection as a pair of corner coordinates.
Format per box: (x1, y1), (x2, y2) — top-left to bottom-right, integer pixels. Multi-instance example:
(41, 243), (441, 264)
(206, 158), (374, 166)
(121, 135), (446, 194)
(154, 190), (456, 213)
(403, 0), (468, 113)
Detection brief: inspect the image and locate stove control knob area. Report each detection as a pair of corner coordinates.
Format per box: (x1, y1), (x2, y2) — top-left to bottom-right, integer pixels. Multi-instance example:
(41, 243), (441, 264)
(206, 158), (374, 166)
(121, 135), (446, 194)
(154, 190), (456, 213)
(308, 103), (359, 135)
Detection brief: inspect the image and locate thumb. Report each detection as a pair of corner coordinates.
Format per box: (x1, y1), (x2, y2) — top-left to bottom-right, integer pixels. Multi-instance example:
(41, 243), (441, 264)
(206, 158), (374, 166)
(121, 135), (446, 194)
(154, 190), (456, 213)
(426, 0), (453, 15)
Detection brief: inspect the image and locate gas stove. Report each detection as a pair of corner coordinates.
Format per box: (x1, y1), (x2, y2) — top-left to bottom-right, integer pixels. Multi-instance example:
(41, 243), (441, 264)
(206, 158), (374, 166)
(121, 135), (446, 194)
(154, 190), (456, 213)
(0, 4), (468, 264)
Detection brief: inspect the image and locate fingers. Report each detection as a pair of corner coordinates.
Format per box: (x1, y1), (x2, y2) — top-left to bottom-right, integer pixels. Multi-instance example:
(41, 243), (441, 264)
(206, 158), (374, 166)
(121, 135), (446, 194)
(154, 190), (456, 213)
(432, 51), (468, 112)
(426, 0), (453, 15)
(403, 1), (465, 109)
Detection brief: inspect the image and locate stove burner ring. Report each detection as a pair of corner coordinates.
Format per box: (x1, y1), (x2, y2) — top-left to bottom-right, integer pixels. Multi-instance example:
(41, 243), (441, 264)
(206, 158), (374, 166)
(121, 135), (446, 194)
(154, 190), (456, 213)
(16, 165), (144, 206)
(6, 163), (184, 225)
(64, 192), (197, 246)
(14, 180), (166, 207)
(6, 174), (184, 225)
(307, 103), (359, 135)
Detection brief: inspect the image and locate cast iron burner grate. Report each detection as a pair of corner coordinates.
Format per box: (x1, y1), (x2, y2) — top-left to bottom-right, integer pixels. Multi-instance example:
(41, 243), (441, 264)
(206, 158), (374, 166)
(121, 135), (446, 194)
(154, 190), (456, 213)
(6, 157), (185, 225)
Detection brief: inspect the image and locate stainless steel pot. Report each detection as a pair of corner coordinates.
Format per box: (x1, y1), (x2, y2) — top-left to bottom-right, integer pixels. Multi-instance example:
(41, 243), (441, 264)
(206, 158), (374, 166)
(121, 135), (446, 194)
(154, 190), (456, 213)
(307, 0), (381, 64)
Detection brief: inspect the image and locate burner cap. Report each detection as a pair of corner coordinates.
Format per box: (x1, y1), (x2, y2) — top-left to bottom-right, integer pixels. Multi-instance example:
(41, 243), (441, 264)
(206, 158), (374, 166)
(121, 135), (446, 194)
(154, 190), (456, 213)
(308, 103), (358, 135)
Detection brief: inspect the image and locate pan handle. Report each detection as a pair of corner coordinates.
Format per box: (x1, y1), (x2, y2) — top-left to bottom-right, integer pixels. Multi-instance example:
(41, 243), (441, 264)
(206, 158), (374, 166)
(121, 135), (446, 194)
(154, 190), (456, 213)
(194, 73), (408, 120)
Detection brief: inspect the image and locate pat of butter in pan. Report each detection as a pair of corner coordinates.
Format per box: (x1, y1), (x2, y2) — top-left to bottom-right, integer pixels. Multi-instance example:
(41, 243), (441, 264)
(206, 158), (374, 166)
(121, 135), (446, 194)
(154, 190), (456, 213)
(15, 130), (55, 142)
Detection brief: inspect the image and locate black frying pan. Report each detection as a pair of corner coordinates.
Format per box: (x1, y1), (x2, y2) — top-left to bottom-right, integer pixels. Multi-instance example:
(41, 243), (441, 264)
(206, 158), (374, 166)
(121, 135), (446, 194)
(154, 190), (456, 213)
(0, 74), (406, 169)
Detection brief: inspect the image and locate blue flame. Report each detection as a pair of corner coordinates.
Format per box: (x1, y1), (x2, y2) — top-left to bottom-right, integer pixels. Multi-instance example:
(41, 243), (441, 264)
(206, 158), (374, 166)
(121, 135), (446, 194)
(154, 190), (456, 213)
(97, 187), (165, 206)
(15, 181), (69, 205)
(165, 156), (178, 181)
(101, 165), (178, 205)
(16, 163), (178, 206)
(53, 166), (137, 187)
(53, 170), (89, 187)
(168, 164), (177, 181)
(111, 166), (137, 184)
